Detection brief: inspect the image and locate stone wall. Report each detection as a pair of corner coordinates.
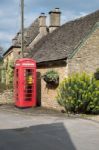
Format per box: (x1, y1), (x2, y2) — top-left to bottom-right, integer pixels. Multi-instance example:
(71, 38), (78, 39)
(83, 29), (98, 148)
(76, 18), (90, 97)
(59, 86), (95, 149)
(0, 90), (13, 104)
(68, 27), (99, 75)
(13, 47), (21, 60)
(37, 65), (67, 110)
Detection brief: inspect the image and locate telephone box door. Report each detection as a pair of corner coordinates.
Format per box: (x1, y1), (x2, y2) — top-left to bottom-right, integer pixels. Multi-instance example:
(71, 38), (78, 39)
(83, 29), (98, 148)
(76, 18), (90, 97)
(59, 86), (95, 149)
(14, 58), (36, 108)
(23, 68), (36, 106)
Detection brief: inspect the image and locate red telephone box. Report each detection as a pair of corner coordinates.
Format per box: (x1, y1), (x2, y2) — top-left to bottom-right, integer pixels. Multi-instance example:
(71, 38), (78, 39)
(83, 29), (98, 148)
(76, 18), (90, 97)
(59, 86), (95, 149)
(14, 58), (36, 108)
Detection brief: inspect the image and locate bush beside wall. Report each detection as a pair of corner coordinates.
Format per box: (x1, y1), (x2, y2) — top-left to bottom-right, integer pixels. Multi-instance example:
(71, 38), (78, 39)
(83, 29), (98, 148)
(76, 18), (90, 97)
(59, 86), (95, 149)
(57, 73), (99, 114)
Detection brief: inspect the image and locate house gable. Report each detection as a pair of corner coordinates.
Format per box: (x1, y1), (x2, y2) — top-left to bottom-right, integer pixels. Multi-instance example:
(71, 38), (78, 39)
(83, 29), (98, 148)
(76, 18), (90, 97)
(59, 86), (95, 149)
(68, 22), (99, 59)
(68, 23), (99, 74)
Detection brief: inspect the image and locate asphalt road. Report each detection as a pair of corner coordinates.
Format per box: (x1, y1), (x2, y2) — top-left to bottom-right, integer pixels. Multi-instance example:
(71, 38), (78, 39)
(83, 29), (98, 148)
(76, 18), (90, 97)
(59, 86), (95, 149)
(0, 109), (99, 150)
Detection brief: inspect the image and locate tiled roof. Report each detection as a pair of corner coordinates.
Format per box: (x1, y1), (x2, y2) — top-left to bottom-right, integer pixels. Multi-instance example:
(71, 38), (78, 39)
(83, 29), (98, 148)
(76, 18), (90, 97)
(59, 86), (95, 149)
(13, 18), (39, 47)
(29, 10), (99, 63)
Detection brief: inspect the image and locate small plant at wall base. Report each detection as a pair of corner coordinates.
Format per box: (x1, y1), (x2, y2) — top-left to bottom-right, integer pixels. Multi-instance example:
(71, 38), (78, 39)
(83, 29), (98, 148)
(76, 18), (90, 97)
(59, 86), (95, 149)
(57, 73), (99, 114)
(94, 68), (99, 80)
(6, 61), (14, 89)
(43, 70), (59, 87)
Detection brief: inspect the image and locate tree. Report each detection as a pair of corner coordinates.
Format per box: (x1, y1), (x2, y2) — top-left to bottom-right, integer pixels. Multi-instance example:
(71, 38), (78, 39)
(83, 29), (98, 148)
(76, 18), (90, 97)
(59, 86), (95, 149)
(0, 46), (4, 59)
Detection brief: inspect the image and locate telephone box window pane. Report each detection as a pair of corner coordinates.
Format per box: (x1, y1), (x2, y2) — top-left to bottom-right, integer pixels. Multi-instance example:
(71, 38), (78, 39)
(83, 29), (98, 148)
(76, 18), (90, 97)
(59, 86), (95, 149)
(16, 69), (18, 77)
(24, 69), (34, 101)
(15, 69), (19, 101)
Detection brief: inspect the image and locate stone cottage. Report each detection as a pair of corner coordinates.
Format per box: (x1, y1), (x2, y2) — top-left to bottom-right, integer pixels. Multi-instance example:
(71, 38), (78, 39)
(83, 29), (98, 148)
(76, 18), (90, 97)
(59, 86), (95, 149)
(3, 8), (99, 109)
(28, 9), (99, 109)
(3, 8), (61, 85)
(3, 17), (43, 84)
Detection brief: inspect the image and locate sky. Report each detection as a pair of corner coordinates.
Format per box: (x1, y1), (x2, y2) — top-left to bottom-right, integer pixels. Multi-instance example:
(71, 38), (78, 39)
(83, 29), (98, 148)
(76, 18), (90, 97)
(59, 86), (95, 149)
(0, 0), (99, 51)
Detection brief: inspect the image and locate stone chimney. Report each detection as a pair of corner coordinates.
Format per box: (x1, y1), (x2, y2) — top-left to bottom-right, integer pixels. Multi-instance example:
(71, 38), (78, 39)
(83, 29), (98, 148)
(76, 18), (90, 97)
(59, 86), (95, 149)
(12, 32), (21, 45)
(28, 13), (48, 48)
(49, 8), (61, 33)
(39, 13), (47, 35)
(12, 38), (17, 45)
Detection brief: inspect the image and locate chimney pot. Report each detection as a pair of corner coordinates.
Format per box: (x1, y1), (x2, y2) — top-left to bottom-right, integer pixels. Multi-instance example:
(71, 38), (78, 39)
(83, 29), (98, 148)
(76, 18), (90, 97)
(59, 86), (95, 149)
(39, 13), (46, 18)
(55, 8), (60, 12)
(41, 13), (45, 15)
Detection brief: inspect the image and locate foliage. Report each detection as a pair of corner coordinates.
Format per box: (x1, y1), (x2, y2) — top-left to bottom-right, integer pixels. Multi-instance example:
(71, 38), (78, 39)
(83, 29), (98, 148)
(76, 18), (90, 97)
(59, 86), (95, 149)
(57, 73), (99, 114)
(0, 82), (13, 93)
(0, 46), (4, 58)
(87, 80), (99, 114)
(0, 61), (14, 92)
(94, 68), (99, 80)
(43, 70), (59, 86)
(96, 68), (99, 72)
(0, 66), (6, 84)
(6, 61), (14, 85)
(0, 83), (6, 92)
(0, 57), (2, 62)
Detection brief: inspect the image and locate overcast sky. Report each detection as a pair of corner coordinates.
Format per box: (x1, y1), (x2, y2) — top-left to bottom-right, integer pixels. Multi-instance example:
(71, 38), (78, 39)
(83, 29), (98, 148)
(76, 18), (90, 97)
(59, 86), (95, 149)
(0, 0), (99, 51)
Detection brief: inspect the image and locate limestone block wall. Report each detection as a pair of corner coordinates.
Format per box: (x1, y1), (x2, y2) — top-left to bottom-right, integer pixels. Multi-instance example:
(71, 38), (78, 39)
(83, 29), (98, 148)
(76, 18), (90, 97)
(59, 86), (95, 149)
(13, 47), (21, 61)
(68, 27), (99, 75)
(3, 47), (20, 66)
(37, 65), (68, 110)
(0, 90), (13, 104)
(3, 51), (14, 65)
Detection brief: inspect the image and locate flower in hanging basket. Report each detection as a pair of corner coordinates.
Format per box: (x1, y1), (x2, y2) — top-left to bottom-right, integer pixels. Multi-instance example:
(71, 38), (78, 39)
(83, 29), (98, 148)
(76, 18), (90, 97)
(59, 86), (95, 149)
(43, 70), (59, 86)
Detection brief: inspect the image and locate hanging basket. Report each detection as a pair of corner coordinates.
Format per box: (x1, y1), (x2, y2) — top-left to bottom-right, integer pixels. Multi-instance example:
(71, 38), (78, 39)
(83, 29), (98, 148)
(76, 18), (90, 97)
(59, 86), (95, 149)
(43, 70), (59, 87)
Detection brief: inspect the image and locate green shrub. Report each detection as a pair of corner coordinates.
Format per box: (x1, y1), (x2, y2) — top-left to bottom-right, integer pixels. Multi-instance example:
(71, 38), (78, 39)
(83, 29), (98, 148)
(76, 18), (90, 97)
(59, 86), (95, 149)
(94, 68), (99, 80)
(0, 82), (13, 93)
(0, 82), (6, 92)
(87, 80), (99, 114)
(6, 61), (14, 85)
(57, 73), (99, 114)
(0, 67), (6, 84)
